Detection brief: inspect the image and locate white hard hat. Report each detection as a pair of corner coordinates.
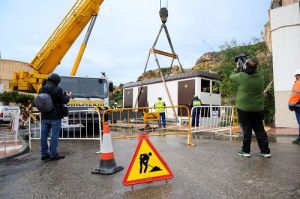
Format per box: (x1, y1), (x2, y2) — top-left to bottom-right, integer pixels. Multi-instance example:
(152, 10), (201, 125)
(295, 69), (300, 76)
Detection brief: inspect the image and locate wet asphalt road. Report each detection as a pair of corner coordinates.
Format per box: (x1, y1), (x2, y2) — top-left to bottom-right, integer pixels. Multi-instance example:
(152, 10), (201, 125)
(0, 134), (300, 199)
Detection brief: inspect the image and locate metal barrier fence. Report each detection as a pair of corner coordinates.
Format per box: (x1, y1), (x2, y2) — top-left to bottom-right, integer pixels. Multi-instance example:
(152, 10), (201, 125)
(190, 105), (234, 135)
(102, 106), (193, 145)
(27, 106), (234, 150)
(29, 109), (102, 149)
(0, 113), (21, 158)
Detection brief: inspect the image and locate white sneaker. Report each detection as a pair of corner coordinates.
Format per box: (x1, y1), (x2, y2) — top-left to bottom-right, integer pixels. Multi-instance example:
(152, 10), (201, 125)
(238, 151), (251, 157)
(259, 153), (272, 158)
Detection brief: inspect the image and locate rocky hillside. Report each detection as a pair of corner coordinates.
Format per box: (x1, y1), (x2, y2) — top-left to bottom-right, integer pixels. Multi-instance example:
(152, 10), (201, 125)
(136, 51), (221, 81)
(193, 52), (221, 70)
(136, 41), (271, 82)
(136, 65), (185, 81)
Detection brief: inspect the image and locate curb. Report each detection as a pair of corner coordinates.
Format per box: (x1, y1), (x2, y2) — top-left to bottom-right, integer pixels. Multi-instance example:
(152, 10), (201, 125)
(0, 134), (30, 163)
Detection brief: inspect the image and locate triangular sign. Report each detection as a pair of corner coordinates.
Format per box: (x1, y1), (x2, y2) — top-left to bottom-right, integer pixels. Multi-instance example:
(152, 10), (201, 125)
(123, 133), (174, 186)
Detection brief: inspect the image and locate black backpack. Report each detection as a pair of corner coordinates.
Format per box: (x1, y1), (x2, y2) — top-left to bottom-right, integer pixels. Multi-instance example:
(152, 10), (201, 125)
(34, 88), (53, 113)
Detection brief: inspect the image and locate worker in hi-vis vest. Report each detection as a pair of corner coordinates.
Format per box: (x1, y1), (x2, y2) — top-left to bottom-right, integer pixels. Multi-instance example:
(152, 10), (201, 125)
(190, 95), (201, 127)
(154, 97), (166, 128)
(288, 69), (300, 145)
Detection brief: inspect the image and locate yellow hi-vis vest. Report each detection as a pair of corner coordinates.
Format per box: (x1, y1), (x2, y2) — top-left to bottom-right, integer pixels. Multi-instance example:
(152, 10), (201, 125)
(155, 100), (166, 113)
(192, 99), (201, 106)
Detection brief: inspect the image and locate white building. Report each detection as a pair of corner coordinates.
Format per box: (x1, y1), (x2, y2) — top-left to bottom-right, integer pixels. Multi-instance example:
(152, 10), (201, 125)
(269, 1), (300, 127)
(123, 71), (221, 116)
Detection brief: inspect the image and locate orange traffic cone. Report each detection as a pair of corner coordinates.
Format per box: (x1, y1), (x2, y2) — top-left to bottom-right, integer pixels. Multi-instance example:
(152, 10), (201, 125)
(92, 122), (123, 175)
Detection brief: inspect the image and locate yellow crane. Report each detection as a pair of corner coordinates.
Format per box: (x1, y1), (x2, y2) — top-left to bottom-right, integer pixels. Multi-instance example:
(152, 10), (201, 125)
(9, 0), (105, 93)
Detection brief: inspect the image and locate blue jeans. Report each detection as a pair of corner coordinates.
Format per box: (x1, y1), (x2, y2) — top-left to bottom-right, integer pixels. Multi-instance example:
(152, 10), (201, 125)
(41, 119), (61, 158)
(159, 112), (166, 128)
(295, 111), (300, 140)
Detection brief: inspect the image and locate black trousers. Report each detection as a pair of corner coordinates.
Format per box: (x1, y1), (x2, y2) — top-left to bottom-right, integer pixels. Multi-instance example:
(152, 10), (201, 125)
(237, 109), (270, 154)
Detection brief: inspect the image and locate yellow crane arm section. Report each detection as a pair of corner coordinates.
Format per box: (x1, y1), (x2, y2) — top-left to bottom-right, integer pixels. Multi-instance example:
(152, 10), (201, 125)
(32, 0), (104, 74)
(10, 0), (104, 92)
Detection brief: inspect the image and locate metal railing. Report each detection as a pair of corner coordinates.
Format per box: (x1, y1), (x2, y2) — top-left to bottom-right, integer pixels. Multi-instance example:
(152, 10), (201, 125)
(101, 106), (194, 145)
(190, 105), (234, 136)
(0, 135), (22, 159)
(29, 109), (102, 149)
(27, 105), (234, 150)
(0, 113), (21, 158)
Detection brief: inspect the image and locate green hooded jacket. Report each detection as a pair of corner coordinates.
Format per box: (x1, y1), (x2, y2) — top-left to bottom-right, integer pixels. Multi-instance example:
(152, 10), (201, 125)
(230, 68), (264, 112)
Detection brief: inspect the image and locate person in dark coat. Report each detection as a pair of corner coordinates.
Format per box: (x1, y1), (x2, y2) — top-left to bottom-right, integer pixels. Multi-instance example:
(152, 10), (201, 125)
(190, 95), (201, 127)
(39, 73), (71, 161)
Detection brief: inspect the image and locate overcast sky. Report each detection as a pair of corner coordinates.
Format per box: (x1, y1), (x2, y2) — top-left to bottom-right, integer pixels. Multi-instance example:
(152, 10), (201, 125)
(0, 0), (271, 85)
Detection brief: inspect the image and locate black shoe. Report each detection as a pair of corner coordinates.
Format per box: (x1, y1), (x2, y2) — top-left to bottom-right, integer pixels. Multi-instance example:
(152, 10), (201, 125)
(41, 155), (50, 161)
(292, 139), (300, 145)
(50, 154), (65, 161)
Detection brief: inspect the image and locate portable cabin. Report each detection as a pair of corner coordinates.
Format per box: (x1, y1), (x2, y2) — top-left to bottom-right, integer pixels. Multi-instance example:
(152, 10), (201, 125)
(123, 71), (221, 116)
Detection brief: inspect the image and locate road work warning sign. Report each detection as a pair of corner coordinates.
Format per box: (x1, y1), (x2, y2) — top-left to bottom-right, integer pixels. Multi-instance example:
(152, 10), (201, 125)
(123, 133), (173, 186)
(143, 112), (160, 122)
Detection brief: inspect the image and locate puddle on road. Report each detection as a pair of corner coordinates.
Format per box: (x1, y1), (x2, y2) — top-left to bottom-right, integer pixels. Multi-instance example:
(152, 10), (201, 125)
(2, 158), (30, 166)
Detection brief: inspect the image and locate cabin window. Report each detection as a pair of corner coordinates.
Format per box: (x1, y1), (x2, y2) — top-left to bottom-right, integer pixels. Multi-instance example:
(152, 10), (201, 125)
(212, 81), (220, 94)
(201, 79), (210, 93)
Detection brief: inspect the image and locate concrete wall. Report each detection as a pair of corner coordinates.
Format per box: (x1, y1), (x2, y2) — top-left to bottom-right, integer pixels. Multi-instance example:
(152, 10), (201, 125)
(283, 0), (299, 6)
(0, 83), (4, 93)
(0, 59), (32, 92)
(271, 2), (300, 127)
(275, 91), (297, 127)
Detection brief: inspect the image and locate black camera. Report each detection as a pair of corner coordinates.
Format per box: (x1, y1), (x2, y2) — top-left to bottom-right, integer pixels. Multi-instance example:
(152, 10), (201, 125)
(234, 53), (248, 69)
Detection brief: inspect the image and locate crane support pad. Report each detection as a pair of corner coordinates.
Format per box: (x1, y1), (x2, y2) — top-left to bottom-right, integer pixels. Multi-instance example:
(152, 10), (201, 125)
(149, 49), (177, 59)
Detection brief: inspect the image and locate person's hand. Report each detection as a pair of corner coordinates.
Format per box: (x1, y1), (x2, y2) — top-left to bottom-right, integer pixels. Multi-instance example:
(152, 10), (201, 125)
(66, 91), (72, 97)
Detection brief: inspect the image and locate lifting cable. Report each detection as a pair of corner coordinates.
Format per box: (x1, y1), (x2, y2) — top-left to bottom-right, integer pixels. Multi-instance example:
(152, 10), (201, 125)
(134, 0), (183, 123)
(160, 0), (168, 9)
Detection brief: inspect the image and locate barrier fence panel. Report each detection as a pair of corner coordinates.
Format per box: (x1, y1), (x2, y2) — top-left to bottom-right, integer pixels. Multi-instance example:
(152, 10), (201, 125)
(29, 109), (102, 149)
(191, 106), (233, 135)
(0, 113), (21, 159)
(27, 106), (234, 150)
(101, 106), (193, 145)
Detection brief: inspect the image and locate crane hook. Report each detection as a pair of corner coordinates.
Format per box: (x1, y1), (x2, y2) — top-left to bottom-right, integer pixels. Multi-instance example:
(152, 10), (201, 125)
(159, 0), (168, 23)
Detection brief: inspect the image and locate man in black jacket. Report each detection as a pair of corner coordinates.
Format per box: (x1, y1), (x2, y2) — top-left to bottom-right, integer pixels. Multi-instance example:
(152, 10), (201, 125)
(39, 73), (71, 161)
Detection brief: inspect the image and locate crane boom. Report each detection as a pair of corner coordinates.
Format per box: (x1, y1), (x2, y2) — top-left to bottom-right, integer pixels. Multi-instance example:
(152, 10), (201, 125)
(71, 15), (98, 76)
(10, 0), (104, 92)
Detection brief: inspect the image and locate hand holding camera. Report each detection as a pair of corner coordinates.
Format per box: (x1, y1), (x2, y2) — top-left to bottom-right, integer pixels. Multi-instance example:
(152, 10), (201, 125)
(65, 91), (72, 97)
(234, 53), (248, 70)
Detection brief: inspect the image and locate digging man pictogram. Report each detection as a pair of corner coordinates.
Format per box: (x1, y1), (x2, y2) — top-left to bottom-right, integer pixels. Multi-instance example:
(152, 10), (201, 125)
(139, 152), (162, 173)
(139, 152), (152, 173)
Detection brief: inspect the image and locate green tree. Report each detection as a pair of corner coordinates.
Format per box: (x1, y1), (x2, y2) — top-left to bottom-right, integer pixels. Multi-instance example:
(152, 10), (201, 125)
(110, 84), (123, 107)
(0, 91), (35, 124)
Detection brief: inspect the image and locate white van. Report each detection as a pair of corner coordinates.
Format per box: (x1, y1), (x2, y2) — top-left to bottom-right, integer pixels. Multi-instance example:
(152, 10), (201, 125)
(0, 103), (21, 123)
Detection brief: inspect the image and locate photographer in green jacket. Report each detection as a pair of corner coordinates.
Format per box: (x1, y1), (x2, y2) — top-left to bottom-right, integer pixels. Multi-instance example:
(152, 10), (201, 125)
(230, 54), (271, 158)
